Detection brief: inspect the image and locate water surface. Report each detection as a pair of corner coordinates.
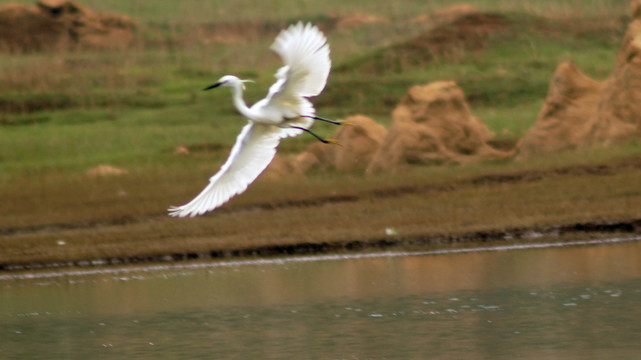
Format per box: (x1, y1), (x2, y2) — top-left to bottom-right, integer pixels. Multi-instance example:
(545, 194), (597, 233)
(2, 238), (641, 359)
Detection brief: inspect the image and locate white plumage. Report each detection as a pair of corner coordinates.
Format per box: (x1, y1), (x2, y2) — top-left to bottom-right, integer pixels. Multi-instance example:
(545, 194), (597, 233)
(169, 22), (332, 217)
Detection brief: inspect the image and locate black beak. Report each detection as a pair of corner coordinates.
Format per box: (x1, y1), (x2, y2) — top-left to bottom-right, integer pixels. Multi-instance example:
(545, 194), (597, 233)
(203, 82), (222, 91)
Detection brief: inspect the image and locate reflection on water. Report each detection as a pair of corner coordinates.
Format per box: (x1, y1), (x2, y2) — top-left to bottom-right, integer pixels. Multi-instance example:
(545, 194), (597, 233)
(2, 239), (641, 359)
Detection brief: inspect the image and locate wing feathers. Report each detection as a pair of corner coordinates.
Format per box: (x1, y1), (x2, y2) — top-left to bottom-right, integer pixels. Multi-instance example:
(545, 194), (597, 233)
(269, 22), (331, 99)
(169, 123), (281, 217)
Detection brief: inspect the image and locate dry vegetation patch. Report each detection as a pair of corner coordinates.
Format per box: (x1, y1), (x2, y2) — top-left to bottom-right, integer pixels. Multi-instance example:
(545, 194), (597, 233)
(337, 9), (512, 73)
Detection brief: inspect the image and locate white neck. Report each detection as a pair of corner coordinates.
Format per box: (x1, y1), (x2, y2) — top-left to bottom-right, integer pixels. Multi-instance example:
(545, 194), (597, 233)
(229, 82), (254, 119)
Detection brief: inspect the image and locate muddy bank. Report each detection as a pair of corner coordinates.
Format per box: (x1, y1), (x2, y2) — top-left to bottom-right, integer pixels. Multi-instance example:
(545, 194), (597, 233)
(2, 158), (641, 272)
(4, 158), (640, 237)
(3, 217), (641, 271)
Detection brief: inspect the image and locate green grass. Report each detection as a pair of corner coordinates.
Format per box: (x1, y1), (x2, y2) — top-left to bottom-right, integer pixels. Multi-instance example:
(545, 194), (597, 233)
(0, 1), (631, 179)
(9, 0), (632, 23)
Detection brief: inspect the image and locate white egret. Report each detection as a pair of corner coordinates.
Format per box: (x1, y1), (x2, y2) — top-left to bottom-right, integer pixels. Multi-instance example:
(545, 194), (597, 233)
(169, 22), (337, 218)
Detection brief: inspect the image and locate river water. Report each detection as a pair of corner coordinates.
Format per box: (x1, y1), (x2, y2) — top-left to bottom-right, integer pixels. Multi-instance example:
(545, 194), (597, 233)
(2, 238), (641, 359)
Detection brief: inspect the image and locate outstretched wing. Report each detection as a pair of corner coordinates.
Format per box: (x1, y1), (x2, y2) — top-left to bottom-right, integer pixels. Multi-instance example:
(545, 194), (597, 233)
(270, 22), (331, 98)
(168, 123), (282, 217)
(261, 22), (331, 137)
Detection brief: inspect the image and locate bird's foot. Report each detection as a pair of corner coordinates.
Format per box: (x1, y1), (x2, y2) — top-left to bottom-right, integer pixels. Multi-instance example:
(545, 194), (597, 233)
(325, 138), (343, 146)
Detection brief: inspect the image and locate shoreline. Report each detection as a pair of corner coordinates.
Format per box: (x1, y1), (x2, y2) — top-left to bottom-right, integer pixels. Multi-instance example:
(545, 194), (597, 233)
(3, 235), (641, 281)
(2, 217), (640, 272)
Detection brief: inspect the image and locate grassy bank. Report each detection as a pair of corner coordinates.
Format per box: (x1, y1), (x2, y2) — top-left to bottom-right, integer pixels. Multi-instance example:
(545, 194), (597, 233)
(1, 0), (640, 269)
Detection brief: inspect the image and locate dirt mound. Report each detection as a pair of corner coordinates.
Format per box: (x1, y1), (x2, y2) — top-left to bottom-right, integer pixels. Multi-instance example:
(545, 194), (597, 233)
(261, 155), (305, 180)
(0, 4), (65, 52)
(295, 115), (388, 172)
(0, 0), (137, 52)
(516, 2), (641, 155)
(515, 63), (604, 154)
(367, 81), (511, 173)
(339, 8), (511, 73)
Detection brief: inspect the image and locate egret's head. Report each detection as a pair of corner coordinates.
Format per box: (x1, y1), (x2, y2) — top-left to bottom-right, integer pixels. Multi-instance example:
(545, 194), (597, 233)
(204, 75), (253, 91)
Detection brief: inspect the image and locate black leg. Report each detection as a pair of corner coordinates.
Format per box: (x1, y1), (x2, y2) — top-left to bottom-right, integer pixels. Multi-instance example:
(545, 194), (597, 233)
(290, 126), (331, 143)
(301, 115), (342, 125)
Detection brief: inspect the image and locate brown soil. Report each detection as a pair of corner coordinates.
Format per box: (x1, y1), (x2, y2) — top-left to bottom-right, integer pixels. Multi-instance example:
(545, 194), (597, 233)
(261, 155), (306, 180)
(286, 81), (511, 176)
(1, 160), (638, 238)
(295, 115), (388, 172)
(367, 81), (511, 173)
(2, 159), (641, 271)
(337, 10), (512, 73)
(0, 0), (137, 52)
(516, 1), (641, 155)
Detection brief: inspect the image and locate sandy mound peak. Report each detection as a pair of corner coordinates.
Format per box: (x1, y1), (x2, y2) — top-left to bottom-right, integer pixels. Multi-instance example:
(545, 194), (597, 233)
(367, 81), (511, 173)
(295, 115), (388, 172)
(515, 62), (604, 154)
(517, 3), (641, 156)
